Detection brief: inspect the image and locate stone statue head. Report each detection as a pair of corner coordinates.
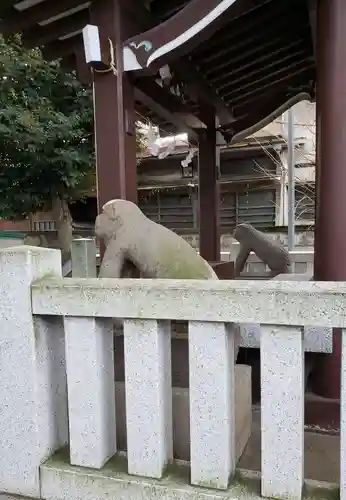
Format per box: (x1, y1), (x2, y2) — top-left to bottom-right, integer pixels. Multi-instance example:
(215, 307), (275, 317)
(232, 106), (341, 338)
(94, 213), (115, 243)
(233, 223), (252, 241)
(102, 199), (141, 219)
(95, 199), (143, 243)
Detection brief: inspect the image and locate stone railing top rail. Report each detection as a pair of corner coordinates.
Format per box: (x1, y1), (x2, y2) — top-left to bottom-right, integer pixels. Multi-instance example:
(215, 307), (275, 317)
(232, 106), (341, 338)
(32, 277), (346, 328)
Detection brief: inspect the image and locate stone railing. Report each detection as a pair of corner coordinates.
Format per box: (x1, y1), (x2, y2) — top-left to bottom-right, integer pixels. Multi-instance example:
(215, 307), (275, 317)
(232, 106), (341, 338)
(0, 246), (344, 500)
(70, 239), (329, 353)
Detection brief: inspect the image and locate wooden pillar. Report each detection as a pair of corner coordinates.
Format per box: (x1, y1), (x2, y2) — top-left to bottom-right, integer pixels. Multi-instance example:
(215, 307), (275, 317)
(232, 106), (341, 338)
(198, 107), (220, 262)
(90, 0), (137, 211)
(312, 0), (346, 398)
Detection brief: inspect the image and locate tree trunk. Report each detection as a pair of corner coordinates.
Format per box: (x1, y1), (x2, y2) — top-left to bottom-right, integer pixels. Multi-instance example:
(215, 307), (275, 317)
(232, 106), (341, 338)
(51, 196), (73, 264)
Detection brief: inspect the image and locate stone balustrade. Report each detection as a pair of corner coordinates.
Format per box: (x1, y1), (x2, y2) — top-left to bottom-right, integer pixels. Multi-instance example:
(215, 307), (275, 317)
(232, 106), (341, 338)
(0, 245), (344, 500)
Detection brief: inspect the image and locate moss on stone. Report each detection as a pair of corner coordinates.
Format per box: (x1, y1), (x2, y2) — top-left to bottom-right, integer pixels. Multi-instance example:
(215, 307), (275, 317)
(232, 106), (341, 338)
(159, 246), (214, 279)
(304, 482), (339, 500)
(43, 448), (338, 500)
(32, 274), (60, 286)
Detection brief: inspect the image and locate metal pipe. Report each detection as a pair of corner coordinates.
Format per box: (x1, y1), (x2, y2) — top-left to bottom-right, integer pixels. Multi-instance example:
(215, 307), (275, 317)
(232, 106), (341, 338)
(287, 106), (295, 251)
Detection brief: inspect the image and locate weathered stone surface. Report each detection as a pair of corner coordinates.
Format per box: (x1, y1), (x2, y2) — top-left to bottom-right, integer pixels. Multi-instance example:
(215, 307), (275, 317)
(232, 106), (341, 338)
(32, 278), (346, 329)
(95, 199), (217, 279)
(114, 365), (251, 466)
(238, 322), (332, 353)
(233, 223), (291, 277)
(41, 452), (259, 500)
(64, 317), (116, 469)
(123, 319), (173, 479)
(0, 247), (67, 498)
(261, 325), (304, 500)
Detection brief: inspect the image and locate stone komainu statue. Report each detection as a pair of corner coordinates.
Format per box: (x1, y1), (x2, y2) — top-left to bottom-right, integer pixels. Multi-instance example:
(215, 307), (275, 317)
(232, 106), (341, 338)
(95, 199), (241, 362)
(95, 198), (217, 280)
(233, 223), (291, 278)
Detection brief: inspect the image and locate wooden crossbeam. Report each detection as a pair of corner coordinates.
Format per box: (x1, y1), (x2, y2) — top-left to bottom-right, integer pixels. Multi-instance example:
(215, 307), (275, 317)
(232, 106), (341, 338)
(224, 61), (314, 105)
(227, 91), (288, 135)
(42, 34), (82, 61)
(223, 83), (312, 138)
(0, 0), (17, 17)
(206, 34), (308, 82)
(218, 48), (310, 94)
(119, 0), (234, 125)
(134, 79), (207, 139)
(308, 0), (317, 59)
(22, 10), (88, 48)
(1, 0), (88, 35)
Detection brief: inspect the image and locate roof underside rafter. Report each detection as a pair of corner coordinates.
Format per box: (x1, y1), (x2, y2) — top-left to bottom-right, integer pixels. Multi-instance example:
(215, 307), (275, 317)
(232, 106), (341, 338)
(0, 0), (316, 141)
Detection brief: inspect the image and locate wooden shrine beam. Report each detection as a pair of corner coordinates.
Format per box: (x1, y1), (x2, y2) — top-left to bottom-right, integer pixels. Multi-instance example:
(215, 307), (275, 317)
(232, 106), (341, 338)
(200, 21), (307, 73)
(123, 0), (242, 70)
(134, 80), (200, 139)
(118, 0), (233, 125)
(0, 0), (17, 16)
(226, 63), (315, 106)
(308, 0), (317, 59)
(135, 79), (195, 116)
(35, 5), (198, 141)
(230, 71), (315, 111)
(207, 36), (308, 86)
(218, 48), (310, 94)
(0, 0), (88, 36)
(197, 103), (220, 262)
(89, 0), (137, 206)
(224, 90), (311, 140)
(151, 0), (275, 25)
(22, 10), (89, 48)
(169, 60), (234, 126)
(123, 0), (278, 72)
(195, 0), (290, 61)
(227, 92), (291, 136)
(135, 88), (197, 139)
(42, 35), (82, 61)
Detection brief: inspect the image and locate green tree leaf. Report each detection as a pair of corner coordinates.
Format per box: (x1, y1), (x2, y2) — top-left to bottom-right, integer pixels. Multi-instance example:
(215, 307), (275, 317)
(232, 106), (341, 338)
(0, 34), (146, 220)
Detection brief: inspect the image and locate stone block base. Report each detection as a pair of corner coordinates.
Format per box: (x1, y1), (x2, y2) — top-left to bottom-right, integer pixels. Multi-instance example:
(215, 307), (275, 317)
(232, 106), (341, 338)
(115, 364), (252, 464)
(38, 450), (342, 500)
(41, 448), (261, 500)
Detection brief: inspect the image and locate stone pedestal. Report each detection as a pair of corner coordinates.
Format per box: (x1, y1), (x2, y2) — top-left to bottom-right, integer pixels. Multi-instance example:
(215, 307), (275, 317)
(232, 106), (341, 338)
(114, 365), (252, 464)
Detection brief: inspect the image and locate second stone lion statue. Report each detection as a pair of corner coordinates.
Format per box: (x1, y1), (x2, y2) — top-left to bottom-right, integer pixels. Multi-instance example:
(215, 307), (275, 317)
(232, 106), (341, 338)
(233, 223), (291, 277)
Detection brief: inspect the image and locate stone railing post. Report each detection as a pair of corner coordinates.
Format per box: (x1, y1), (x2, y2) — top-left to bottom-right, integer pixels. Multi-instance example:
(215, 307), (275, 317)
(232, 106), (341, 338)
(64, 317), (116, 468)
(123, 319), (173, 478)
(0, 246), (67, 497)
(189, 321), (236, 489)
(71, 238), (97, 278)
(261, 325), (304, 500)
